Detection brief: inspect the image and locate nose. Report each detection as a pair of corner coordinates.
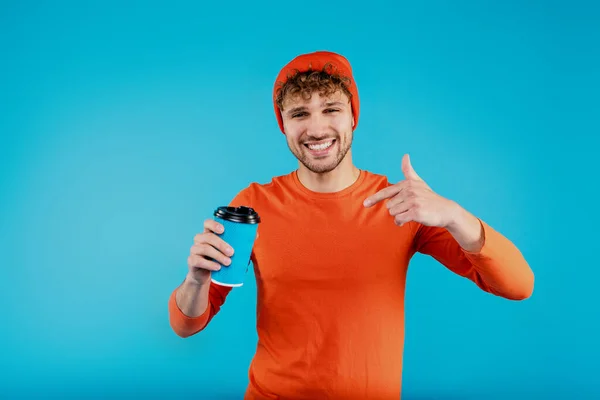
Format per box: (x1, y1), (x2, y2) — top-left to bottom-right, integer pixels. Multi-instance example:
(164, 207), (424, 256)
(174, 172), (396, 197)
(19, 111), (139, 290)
(305, 112), (329, 139)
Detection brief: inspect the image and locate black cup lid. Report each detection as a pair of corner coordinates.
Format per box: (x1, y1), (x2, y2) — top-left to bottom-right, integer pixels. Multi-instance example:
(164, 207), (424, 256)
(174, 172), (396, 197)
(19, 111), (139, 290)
(214, 206), (261, 224)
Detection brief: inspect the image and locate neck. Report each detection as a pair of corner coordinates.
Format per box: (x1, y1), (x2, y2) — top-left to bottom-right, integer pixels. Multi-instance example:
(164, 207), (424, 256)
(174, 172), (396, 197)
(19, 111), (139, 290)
(296, 152), (360, 193)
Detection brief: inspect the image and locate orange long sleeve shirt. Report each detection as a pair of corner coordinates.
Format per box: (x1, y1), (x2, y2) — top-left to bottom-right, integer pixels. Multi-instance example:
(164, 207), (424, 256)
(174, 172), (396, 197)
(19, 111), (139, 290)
(168, 170), (534, 399)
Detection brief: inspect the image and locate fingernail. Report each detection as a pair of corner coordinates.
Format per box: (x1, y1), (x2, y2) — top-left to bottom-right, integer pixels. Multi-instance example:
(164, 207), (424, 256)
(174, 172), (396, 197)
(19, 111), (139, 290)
(227, 246), (234, 255)
(363, 199), (371, 207)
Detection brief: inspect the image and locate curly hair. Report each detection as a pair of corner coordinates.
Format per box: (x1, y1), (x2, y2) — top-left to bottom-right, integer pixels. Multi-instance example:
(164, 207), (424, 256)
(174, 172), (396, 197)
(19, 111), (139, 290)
(275, 64), (353, 111)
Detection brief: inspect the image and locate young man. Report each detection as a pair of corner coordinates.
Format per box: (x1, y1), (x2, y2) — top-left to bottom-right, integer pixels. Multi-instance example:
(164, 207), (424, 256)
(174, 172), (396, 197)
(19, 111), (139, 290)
(168, 51), (534, 399)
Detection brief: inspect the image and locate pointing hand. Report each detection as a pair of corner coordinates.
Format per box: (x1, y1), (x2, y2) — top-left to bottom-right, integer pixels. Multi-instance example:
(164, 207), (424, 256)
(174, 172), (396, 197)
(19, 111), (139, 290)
(363, 154), (458, 228)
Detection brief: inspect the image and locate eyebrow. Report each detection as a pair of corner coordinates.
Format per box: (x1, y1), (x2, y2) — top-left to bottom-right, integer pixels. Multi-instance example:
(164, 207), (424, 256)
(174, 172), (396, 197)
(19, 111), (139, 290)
(285, 101), (346, 116)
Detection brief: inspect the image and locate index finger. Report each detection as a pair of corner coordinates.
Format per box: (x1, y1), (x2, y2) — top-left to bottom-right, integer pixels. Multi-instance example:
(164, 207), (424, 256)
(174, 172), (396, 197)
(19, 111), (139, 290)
(363, 184), (403, 207)
(204, 218), (225, 234)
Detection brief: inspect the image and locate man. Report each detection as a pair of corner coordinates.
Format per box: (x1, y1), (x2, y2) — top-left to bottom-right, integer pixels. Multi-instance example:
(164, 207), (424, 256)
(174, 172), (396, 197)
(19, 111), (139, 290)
(168, 51), (534, 399)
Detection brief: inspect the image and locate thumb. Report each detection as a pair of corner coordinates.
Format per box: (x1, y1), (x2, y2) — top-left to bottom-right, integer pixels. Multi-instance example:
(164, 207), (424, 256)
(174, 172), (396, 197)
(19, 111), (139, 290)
(401, 154), (423, 181)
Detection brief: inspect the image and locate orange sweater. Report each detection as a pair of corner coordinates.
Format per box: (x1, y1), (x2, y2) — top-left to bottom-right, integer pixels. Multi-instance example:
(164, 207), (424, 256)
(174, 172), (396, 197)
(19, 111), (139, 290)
(168, 170), (534, 399)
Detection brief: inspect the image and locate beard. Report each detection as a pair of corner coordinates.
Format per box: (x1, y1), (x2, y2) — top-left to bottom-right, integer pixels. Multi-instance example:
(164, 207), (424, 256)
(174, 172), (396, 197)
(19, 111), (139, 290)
(287, 132), (353, 174)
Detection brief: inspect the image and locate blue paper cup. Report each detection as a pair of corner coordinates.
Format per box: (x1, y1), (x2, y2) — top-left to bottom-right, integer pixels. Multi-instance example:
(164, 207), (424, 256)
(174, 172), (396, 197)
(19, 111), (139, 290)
(210, 206), (260, 287)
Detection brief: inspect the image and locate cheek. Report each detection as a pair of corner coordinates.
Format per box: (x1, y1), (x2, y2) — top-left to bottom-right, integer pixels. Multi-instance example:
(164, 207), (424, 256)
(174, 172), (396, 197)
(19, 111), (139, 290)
(333, 113), (354, 131)
(284, 129), (302, 146)
(283, 122), (305, 141)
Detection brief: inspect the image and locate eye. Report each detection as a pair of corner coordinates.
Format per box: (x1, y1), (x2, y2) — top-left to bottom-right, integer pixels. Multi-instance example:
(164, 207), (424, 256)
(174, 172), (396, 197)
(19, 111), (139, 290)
(324, 108), (340, 113)
(292, 112), (308, 118)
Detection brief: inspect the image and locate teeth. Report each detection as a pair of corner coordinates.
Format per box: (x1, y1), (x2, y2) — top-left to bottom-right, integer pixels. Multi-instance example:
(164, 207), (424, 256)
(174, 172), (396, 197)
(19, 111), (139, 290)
(307, 140), (333, 151)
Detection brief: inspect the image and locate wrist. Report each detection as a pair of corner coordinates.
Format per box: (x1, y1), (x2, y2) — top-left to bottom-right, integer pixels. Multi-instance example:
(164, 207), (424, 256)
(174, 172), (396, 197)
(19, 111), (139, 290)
(444, 200), (464, 230)
(176, 273), (211, 318)
(185, 272), (210, 288)
(445, 202), (484, 252)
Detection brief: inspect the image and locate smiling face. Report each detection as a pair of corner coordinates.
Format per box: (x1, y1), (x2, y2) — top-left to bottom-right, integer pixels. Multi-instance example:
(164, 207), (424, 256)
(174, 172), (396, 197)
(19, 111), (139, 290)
(277, 70), (355, 174)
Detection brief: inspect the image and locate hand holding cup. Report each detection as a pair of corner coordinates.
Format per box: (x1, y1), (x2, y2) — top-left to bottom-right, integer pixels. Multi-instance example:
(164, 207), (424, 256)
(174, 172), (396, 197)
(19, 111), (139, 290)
(187, 219), (235, 286)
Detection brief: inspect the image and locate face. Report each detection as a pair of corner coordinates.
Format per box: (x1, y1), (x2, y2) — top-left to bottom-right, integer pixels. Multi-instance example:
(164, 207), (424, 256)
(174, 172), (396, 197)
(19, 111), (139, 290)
(281, 90), (355, 174)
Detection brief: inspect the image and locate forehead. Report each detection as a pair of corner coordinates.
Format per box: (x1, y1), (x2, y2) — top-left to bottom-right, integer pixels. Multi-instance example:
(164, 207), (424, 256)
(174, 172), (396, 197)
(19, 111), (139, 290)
(282, 89), (350, 110)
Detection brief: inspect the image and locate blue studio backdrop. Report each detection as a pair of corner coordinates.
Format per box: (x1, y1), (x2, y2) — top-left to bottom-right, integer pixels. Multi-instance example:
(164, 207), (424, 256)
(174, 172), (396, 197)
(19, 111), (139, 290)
(1, 1), (599, 399)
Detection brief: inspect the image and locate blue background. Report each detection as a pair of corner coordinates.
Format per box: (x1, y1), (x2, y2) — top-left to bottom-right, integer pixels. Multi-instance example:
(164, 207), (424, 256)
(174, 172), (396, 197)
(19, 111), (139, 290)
(1, 1), (598, 399)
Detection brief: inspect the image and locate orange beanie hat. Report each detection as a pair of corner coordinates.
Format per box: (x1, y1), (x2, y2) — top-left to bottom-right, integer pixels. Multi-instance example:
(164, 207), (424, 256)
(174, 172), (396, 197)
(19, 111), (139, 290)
(272, 51), (360, 134)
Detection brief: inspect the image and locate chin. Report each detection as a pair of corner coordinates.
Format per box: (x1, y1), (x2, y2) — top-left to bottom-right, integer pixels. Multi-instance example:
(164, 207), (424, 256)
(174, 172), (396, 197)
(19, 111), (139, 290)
(301, 154), (343, 174)
(305, 163), (339, 174)
(288, 136), (351, 174)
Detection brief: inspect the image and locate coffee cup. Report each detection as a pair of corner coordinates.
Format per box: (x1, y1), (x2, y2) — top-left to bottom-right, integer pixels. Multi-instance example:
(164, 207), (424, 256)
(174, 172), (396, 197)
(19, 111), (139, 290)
(210, 205), (260, 287)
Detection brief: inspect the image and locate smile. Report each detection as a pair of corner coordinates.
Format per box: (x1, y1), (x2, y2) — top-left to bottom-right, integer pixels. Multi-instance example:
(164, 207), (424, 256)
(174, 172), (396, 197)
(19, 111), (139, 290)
(304, 139), (335, 151)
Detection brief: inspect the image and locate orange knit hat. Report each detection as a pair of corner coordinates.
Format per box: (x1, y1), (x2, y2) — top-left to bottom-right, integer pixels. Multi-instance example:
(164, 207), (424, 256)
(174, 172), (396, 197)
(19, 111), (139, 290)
(273, 51), (360, 134)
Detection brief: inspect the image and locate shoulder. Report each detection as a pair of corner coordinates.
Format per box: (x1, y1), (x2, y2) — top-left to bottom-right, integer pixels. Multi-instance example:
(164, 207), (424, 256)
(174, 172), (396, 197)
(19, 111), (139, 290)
(359, 169), (421, 230)
(360, 169), (395, 191)
(228, 171), (295, 207)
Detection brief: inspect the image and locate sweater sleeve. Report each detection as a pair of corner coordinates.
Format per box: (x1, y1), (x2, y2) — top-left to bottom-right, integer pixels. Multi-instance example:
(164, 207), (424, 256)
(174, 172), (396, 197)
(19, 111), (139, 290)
(410, 218), (534, 300)
(168, 282), (233, 337)
(168, 186), (255, 337)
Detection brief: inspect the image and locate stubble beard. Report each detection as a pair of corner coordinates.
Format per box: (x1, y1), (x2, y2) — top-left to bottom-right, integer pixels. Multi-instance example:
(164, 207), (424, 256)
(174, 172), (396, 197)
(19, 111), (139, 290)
(288, 133), (353, 174)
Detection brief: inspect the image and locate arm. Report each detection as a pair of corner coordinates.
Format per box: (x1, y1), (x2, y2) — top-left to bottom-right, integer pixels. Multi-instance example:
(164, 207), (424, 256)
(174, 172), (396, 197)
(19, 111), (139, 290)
(411, 203), (534, 300)
(168, 279), (232, 337)
(168, 186), (254, 337)
(363, 154), (534, 300)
